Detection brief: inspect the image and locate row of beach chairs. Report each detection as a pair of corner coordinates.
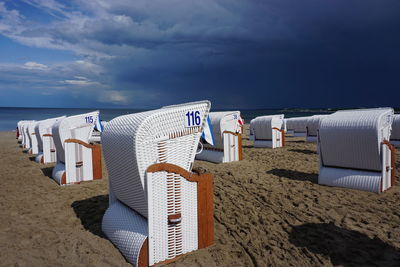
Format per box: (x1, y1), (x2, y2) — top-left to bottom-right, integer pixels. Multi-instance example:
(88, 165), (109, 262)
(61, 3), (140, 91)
(15, 103), (399, 266)
(17, 111), (103, 185)
(16, 101), (215, 266)
(248, 109), (398, 193)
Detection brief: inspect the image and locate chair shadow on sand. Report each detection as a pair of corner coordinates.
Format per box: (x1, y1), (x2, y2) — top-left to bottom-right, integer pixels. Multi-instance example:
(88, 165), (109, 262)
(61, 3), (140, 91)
(289, 223), (400, 267)
(71, 195), (109, 238)
(267, 169), (318, 183)
(286, 139), (305, 143)
(40, 166), (53, 178)
(288, 148), (316, 155)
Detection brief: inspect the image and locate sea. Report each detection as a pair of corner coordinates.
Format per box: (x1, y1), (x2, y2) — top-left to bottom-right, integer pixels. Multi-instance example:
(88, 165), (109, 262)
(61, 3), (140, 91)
(0, 107), (335, 131)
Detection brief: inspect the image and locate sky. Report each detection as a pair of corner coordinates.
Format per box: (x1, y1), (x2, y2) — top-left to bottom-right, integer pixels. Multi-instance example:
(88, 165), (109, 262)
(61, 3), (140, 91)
(0, 0), (400, 109)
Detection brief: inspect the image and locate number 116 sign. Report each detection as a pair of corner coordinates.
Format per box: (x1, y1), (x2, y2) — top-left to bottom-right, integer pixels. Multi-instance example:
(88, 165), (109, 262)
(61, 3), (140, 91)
(185, 111), (201, 127)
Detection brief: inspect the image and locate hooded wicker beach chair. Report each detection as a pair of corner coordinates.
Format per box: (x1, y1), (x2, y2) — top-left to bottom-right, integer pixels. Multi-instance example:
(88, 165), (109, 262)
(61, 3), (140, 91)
(249, 118), (256, 141)
(101, 101), (214, 267)
(19, 121), (26, 146)
(251, 115), (285, 148)
(306, 115), (328, 143)
(286, 116), (309, 137)
(196, 111), (243, 163)
(51, 111), (102, 185)
(390, 114), (400, 148)
(318, 108), (396, 193)
(22, 120), (35, 151)
(28, 121), (41, 155)
(16, 121), (24, 142)
(35, 116), (66, 164)
(283, 118), (287, 132)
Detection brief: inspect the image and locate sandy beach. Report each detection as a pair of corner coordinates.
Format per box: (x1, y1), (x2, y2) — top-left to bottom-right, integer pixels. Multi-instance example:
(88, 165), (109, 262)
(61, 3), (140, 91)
(1, 126), (400, 266)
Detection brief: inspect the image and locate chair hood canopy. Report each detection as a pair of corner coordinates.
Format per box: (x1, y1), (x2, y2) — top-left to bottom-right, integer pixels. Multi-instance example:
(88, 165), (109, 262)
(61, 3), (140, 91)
(319, 108), (394, 171)
(207, 111), (241, 149)
(252, 115), (284, 140)
(391, 114), (400, 140)
(102, 101), (211, 218)
(286, 116), (309, 132)
(52, 111), (99, 163)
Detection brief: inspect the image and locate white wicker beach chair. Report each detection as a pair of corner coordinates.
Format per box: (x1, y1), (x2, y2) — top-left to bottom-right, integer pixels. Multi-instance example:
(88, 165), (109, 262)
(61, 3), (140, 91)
(51, 111), (102, 185)
(19, 121), (26, 146)
(22, 120), (36, 151)
(19, 121), (25, 146)
(251, 115), (285, 148)
(318, 108), (396, 193)
(306, 115), (328, 143)
(283, 118), (287, 132)
(286, 116), (309, 137)
(390, 114), (400, 148)
(249, 118), (256, 141)
(196, 111), (243, 163)
(101, 101), (214, 267)
(16, 121), (24, 142)
(35, 116), (66, 164)
(28, 121), (41, 155)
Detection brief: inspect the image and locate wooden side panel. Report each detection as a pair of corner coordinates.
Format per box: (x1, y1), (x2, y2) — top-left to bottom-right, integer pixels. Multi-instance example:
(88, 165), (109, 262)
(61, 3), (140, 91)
(61, 172), (66, 185)
(138, 238), (149, 267)
(196, 173), (214, 249)
(91, 144), (102, 180)
(237, 133), (243, 161)
(147, 163), (215, 250)
(390, 143), (396, 186)
(383, 140), (397, 187)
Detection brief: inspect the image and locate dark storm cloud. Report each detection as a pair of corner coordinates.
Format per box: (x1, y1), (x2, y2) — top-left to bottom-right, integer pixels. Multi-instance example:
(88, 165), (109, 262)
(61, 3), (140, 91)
(1, 0), (400, 108)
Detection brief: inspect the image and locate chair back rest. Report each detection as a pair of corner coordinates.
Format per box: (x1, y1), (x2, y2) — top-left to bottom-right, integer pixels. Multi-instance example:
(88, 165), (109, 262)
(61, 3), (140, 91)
(208, 111), (240, 149)
(52, 111), (99, 163)
(252, 115), (284, 140)
(286, 116), (309, 132)
(35, 116), (66, 152)
(306, 115), (328, 137)
(102, 101), (211, 218)
(24, 121), (36, 148)
(319, 108), (393, 171)
(391, 114), (400, 140)
(17, 121), (24, 137)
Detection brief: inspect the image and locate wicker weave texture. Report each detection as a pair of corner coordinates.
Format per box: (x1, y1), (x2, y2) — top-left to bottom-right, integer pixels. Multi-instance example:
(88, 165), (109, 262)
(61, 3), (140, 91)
(253, 115), (283, 140)
(23, 121), (35, 149)
(36, 116), (65, 153)
(286, 117), (309, 132)
(52, 111), (99, 163)
(319, 108), (393, 171)
(306, 115), (328, 137)
(147, 171), (198, 265)
(102, 101), (210, 218)
(319, 166), (382, 192)
(391, 114), (400, 140)
(102, 200), (148, 266)
(207, 111), (241, 149)
(21, 121), (35, 147)
(17, 121), (25, 141)
(29, 121), (39, 154)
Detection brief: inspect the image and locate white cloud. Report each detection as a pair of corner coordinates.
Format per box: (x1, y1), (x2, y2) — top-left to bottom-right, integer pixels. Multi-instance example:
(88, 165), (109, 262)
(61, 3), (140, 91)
(62, 76), (100, 86)
(23, 61), (49, 70)
(97, 90), (130, 104)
